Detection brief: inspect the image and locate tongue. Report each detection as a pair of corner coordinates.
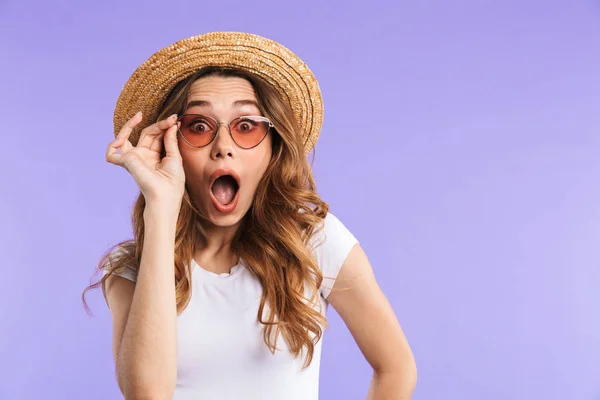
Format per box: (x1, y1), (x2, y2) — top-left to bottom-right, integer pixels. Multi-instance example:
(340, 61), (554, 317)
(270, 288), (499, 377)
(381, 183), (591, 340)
(211, 176), (238, 205)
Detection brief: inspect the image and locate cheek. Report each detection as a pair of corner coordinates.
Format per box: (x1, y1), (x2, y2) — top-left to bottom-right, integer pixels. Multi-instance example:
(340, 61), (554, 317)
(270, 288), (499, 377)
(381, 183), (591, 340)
(243, 141), (272, 190)
(180, 151), (210, 193)
(254, 139), (273, 177)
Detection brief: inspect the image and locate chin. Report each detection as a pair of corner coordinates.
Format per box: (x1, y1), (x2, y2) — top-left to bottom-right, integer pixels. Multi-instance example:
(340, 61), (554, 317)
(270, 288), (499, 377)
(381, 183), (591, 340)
(202, 198), (249, 228)
(206, 211), (245, 227)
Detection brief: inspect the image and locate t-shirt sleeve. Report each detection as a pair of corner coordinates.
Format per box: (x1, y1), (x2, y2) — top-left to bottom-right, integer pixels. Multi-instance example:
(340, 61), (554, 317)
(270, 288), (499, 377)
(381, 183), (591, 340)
(102, 245), (138, 282)
(310, 212), (359, 300)
(101, 245), (138, 302)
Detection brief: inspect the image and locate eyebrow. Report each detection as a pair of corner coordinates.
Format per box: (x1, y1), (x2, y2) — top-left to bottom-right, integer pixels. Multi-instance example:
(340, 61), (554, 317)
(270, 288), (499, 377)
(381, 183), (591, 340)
(186, 99), (260, 109)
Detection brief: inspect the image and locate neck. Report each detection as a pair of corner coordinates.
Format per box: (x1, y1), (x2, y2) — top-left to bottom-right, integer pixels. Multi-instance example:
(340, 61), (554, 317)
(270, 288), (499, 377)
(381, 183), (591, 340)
(193, 217), (243, 274)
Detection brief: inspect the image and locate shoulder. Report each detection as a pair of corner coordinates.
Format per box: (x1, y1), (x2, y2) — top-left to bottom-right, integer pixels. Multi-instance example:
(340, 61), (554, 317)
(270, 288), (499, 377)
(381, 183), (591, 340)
(309, 211), (359, 299)
(101, 241), (138, 304)
(102, 241), (138, 283)
(310, 211), (358, 250)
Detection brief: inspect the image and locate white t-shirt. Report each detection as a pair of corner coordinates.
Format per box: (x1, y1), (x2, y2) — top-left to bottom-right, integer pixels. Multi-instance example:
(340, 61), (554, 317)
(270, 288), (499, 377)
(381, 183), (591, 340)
(103, 212), (358, 400)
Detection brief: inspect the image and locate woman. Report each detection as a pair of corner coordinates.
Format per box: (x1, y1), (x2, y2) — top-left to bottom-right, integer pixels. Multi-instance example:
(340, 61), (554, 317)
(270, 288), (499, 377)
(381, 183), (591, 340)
(83, 32), (417, 399)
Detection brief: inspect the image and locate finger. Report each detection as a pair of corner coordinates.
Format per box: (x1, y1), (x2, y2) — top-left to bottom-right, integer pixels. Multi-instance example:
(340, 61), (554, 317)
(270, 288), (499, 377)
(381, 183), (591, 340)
(121, 137), (133, 153)
(114, 135), (133, 154)
(137, 114), (178, 149)
(106, 135), (128, 163)
(107, 112), (142, 162)
(164, 122), (181, 158)
(106, 136), (134, 165)
(115, 111), (142, 143)
(149, 131), (165, 154)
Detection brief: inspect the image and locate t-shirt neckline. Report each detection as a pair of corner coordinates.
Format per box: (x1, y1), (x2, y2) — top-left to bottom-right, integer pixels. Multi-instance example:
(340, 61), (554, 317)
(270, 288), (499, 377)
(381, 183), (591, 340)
(191, 257), (245, 284)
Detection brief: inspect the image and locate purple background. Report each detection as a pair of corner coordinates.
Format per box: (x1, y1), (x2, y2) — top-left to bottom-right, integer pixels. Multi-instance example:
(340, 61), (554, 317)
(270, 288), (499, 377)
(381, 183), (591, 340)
(1, 0), (599, 399)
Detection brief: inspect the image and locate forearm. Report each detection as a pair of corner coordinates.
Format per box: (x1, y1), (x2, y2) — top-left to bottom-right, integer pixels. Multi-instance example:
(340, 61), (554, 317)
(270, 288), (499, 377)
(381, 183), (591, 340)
(366, 369), (417, 400)
(117, 206), (179, 398)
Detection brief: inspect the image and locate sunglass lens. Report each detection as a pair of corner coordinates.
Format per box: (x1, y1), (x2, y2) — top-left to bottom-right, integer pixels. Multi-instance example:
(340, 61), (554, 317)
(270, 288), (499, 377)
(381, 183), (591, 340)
(179, 115), (216, 147)
(231, 117), (269, 148)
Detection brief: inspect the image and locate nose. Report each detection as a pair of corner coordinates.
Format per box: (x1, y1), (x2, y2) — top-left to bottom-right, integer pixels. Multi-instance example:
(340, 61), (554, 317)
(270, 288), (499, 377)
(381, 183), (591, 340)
(210, 123), (236, 160)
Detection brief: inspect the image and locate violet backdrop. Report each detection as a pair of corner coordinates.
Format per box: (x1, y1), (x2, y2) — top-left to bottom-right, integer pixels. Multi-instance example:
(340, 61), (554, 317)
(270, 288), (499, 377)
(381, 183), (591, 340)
(1, 0), (599, 399)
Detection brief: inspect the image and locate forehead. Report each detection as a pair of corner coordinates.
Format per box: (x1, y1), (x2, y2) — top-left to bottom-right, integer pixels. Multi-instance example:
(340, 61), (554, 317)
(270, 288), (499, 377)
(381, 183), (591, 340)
(187, 75), (257, 102)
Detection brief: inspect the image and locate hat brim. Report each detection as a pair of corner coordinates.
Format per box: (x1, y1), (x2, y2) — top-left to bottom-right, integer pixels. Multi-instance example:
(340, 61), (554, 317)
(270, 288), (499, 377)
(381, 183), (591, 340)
(113, 32), (323, 154)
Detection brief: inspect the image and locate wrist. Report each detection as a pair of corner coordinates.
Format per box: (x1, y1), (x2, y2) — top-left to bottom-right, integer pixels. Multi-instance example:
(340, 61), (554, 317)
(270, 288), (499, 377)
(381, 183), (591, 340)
(143, 202), (181, 226)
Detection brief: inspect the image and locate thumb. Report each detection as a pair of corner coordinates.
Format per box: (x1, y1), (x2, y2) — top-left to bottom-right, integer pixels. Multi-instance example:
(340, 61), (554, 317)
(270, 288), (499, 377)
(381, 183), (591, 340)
(164, 123), (181, 158)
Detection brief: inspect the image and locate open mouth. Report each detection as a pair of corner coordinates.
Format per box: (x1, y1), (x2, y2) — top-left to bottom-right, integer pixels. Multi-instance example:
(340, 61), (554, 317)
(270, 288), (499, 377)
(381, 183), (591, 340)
(211, 174), (239, 206)
(208, 169), (241, 214)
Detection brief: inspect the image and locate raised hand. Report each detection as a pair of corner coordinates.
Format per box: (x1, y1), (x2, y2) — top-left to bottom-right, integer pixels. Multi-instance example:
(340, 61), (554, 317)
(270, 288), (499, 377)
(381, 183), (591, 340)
(105, 112), (186, 214)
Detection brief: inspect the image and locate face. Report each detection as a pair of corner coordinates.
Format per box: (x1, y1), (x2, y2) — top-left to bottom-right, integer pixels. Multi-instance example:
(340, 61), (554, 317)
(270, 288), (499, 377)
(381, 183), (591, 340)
(178, 75), (273, 227)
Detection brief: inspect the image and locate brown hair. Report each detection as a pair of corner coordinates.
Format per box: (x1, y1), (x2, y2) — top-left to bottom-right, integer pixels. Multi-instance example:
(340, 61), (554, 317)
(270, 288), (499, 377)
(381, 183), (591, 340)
(82, 66), (331, 369)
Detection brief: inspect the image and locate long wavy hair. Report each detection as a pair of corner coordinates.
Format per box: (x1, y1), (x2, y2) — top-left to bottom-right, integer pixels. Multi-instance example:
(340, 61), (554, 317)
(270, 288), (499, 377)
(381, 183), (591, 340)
(82, 66), (331, 369)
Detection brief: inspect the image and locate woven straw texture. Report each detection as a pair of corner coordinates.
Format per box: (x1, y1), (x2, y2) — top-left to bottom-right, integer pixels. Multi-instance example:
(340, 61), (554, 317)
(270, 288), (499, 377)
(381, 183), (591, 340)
(113, 32), (323, 154)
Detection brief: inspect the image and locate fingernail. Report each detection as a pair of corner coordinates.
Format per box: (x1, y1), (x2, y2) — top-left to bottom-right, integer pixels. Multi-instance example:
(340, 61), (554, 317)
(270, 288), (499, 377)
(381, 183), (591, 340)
(135, 111), (142, 118)
(169, 114), (178, 120)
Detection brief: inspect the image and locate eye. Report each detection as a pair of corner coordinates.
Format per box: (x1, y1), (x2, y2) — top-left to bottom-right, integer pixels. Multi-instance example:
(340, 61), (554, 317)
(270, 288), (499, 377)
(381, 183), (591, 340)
(235, 118), (259, 133)
(188, 117), (213, 133)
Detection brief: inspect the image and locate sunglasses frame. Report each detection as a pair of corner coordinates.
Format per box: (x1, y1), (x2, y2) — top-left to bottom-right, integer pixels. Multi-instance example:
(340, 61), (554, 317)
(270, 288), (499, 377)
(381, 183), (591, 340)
(176, 113), (274, 149)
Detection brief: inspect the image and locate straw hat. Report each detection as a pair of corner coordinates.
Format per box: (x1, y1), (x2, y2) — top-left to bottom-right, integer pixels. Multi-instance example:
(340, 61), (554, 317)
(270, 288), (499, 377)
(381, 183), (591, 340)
(113, 31), (324, 154)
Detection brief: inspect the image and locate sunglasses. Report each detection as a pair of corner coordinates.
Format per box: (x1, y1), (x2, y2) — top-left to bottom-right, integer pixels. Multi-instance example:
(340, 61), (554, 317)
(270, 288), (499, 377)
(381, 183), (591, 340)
(176, 114), (274, 149)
